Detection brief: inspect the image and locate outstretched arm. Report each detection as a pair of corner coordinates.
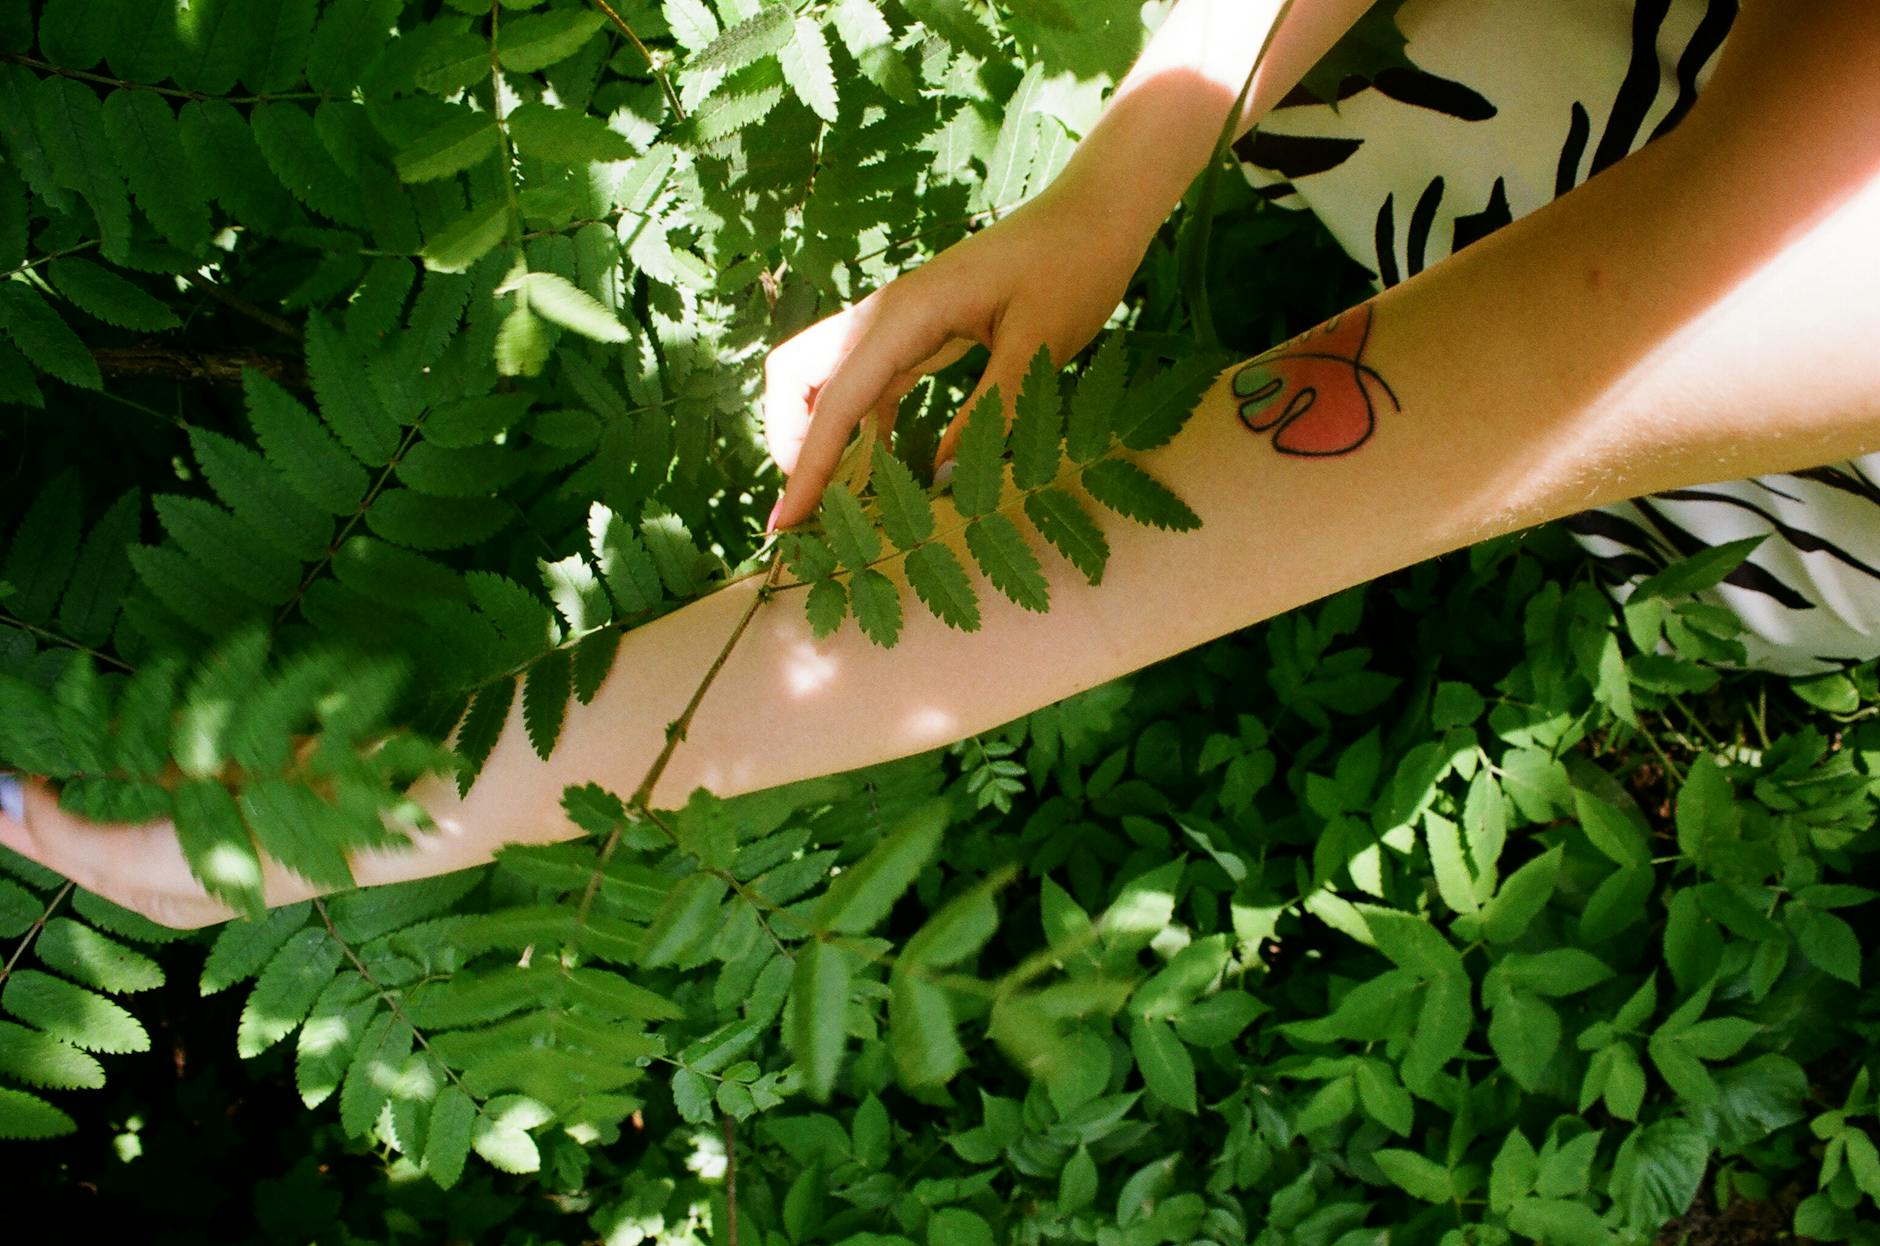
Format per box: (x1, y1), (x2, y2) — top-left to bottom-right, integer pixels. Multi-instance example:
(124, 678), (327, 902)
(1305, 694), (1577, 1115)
(7, 0), (1878, 927)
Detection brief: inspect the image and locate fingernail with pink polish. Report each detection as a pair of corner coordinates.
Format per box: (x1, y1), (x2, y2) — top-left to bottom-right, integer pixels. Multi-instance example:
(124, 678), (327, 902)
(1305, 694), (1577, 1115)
(765, 499), (785, 533)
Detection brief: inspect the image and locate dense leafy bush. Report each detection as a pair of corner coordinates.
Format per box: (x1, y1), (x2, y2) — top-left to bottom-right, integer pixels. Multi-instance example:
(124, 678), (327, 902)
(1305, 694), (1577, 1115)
(4, 1), (1879, 1243)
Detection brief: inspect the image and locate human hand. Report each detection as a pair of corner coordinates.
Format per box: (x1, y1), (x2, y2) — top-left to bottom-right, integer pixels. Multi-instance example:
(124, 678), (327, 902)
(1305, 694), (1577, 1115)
(763, 186), (1151, 530)
(0, 773), (241, 929)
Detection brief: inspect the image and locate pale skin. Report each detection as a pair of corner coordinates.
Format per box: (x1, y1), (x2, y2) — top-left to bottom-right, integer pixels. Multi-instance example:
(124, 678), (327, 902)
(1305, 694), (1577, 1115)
(4, 0), (1878, 928)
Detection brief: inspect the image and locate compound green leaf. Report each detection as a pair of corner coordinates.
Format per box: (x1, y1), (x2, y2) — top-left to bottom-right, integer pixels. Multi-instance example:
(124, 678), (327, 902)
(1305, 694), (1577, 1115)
(1081, 459), (1199, 531)
(496, 7), (606, 72)
(904, 543), (979, 632)
(965, 513), (1048, 613)
(788, 939), (854, 1100)
(871, 444), (934, 551)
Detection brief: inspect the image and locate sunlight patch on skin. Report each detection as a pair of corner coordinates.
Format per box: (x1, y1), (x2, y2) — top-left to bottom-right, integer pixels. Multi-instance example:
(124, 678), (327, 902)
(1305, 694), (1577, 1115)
(781, 640), (841, 696)
(902, 705), (959, 743)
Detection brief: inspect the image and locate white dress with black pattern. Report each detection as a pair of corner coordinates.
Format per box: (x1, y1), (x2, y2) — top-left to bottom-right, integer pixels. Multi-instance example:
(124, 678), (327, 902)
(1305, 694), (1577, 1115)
(1238, 0), (1880, 674)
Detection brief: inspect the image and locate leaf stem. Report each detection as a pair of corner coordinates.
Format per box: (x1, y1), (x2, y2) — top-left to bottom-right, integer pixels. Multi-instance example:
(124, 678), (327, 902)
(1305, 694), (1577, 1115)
(0, 53), (332, 104)
(588, 0), (686, 120)
(312, 895), (475, 1098)
(0, 609), (133, 672)
(0, 881), (74, 988)
(0, 240), (100, 282)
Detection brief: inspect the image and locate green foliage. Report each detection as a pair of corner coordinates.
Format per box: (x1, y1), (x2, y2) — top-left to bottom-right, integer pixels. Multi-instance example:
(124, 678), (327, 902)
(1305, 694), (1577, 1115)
(5, 3), (1879, 1244)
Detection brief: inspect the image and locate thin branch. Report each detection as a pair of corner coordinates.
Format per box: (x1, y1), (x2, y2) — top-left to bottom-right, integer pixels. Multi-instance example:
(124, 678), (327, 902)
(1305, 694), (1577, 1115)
(589, 0), (685, 120)
(91, 343), (304, 388)
(0, 609), (133, 672)
(312, 896), (475, 1096)
(632, 553), (786, 810)
(1, 240), (100, 282)
(0, 53), (329, 104)
(181, 275), (305, 344)
(272, 420), (426, 635)
(0, 882), (75, 987)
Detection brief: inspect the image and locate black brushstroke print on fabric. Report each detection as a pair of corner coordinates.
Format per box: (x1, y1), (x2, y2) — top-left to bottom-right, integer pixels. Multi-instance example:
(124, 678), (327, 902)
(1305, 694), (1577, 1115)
(1374, 192), (1400, 287)
(1793, 465), (1880, 510)
(1235, 130), (1365, 180)
(1590, 0), (1673, 176)
(1556, 102), (1591, 196)
(1372, 67), (1496, 120)
(1650, 0), (1739, 140)
(1657, 489), (1880, 582)
(1272, 67), (1494, 119)
(1452, 177), (1512, 252)
(1406, 177), (1444, 277)
(1633, 499), (1815, 610)
(1563, 509), (1674, 562)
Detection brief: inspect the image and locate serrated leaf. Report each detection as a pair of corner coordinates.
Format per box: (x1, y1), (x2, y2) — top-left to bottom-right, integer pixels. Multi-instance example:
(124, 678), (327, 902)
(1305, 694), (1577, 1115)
(512, 270), (629, 342)
(814, 800), (945, 934)
(788, 939), (854, 1100)
(1009, 347), (1063, 489)
(367, 490), (510, 550)
(889, 970), (965, 1087)
(250, 101), (365, 227)
(638, 872), (727, 967)
(152, 495), (301, 605)
(505, 101), (635, 163)
(849, 567), (902, 646)
(201, 904), (313, 995)
(48, 257), (178, 331)
(780, 17), (838, 123)
(871, 444), (934, 550)
(904, 543), (979, 631)
(178, 98), (294, 234)
(35, 75), (131, 259)
(965, 514), (1049, 613)
(497, 7), (606, 71)
(306, 313), (401, 466)
(424, 198), (512, 274)
(238, 926), (345, 1058)
(34, 918), (163, 994)
(950, 387), (1006, 517)
(0, 1087), (75, 1140)
(901, 0), (999, 59)
(101, 89), (209, 251)
(1024, 488), (1107, 585)
(494, 302), (549, 377)
(454, 676), (515, 796)
(3, 969), (147, 1054)
(805, 576), (847, 638)
(1117, 353), (1219, 451)
(1080, 459), (1199, 531)
(1787, 904), (1861, 985)
(522, 648), (571, 760)
(1068, 335), (1125, 462)
(245, 369), (367, 515)
(0, 283), (99, 391)
(395, 108), (501, 181)
(425, 1086), (477, 1189)
(690, 5), (793, 73)
(0, 1020), (103, 1091)
(819, 483), (881, 571)
(590, 505), (664, 613)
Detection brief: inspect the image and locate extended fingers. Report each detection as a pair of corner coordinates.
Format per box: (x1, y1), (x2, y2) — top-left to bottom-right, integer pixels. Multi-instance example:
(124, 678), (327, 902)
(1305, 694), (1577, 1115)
(770, 299), (970, 530)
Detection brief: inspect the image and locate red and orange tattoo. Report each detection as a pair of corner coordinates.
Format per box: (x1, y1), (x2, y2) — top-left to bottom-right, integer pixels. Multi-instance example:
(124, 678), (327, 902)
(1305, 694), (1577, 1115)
(1232, 306), (1398, 456)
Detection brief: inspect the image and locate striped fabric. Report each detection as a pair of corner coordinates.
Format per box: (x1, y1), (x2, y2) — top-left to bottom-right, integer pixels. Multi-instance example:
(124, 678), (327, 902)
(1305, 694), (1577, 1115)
(1238, 0), (1880, 673)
